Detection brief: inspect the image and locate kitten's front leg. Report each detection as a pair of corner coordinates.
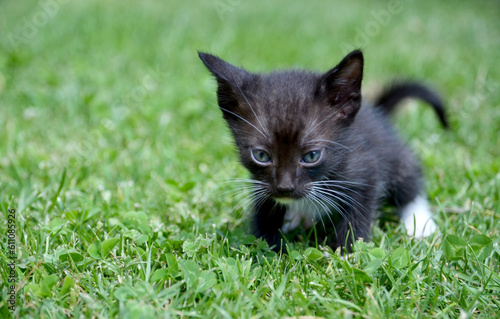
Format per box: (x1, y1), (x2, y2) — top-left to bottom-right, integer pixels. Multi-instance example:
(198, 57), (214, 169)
(333, 191), (376, 253)
(252, 198), (286, 252)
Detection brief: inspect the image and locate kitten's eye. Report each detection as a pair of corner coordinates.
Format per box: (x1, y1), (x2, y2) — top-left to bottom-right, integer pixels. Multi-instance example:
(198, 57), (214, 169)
(252, 149), (272, 164)
(301, 150), (321, 164)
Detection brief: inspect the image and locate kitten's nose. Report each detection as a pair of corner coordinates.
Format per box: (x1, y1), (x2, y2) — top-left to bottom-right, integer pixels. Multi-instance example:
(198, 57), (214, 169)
(277, 173), (295, 196)
(276, 184), (295, 196)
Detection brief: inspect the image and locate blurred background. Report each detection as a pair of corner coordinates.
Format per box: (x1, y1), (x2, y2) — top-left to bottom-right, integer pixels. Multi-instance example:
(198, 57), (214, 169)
(0, 0), (499, 239)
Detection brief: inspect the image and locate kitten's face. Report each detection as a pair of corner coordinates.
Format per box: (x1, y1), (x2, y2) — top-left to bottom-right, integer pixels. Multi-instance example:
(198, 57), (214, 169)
(199, 51), (364, 203)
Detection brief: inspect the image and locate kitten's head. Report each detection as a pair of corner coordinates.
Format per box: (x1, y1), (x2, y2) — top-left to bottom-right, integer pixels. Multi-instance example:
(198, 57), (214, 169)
(199, 51), (364, 203)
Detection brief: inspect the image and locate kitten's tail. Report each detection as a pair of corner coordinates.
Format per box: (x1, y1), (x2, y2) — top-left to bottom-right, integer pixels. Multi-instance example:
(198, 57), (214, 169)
(374, 82), (449, 128)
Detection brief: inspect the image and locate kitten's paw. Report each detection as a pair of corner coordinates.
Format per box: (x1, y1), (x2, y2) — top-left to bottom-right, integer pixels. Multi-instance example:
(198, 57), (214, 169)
(401, 196), (437, 238)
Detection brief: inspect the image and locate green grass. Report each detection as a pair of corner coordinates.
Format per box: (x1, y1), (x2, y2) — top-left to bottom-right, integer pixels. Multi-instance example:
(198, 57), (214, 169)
(1, 0), (499, 317)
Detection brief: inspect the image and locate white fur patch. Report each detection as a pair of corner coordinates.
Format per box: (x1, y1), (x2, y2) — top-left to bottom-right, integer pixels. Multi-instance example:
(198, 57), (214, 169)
(280, 199), (319, 233)
(400, 196), (437, 238)
(281, 210), (304, 233)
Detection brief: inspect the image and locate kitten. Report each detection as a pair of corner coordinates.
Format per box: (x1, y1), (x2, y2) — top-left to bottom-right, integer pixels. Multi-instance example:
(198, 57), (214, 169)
(199, 50), (448, 253)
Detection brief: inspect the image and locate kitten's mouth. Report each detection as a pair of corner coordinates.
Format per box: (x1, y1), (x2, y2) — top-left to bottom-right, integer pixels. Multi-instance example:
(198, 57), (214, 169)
(274, 197), (300, 205)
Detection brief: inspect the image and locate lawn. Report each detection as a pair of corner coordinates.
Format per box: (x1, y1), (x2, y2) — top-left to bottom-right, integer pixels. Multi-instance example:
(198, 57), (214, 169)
(1, 0), (499, 317)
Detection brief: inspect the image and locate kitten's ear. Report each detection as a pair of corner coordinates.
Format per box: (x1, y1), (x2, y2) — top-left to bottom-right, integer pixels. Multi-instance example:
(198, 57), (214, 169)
(198, 52), (250, 84)
(319, 50), (364, 122)
(198, 52), (252, 110)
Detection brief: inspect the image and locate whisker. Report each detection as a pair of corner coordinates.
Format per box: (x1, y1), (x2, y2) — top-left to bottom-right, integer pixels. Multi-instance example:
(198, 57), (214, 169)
(253, 192), (271, 210)
(234, 85), (270, 138)
(311, 179), (372, 187)
(313, 186), (370, 224)
(232, 187), (268, 212)
(303, 100), (351, 139)
(311, 188), (349, 221)
(219, 186), (255, 201)
(206, 70), (269, 138)
(219, 188), (253, 207)
(308, 139), (352, 152)
(309, 181), (367, 199)
(216, 177), (271, 213)
(307, 192), (333, 229)
(304, 193), (324, 228)
(219, 107), (267, 138)
(222, 178), (268, 185)
(314, 187), (365, 212)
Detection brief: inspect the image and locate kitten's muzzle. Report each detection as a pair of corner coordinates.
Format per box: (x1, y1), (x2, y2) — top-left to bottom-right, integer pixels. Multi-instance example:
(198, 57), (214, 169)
(276, 185), (295, 197)
(275, 186), (301, 201)
(273, 189), (303, 205)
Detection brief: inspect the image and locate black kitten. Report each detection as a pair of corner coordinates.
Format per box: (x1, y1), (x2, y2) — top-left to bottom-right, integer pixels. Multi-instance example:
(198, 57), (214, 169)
(199, 50), (447, 252)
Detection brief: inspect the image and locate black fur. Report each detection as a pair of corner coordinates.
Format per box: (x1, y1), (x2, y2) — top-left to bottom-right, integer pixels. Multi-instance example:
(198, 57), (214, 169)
(375, 82), (449, 128)
(199, 50), (446, 253)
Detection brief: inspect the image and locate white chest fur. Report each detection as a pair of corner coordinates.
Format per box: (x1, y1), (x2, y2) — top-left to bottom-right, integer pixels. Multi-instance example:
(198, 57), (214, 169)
(278, 199), (330, 233)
